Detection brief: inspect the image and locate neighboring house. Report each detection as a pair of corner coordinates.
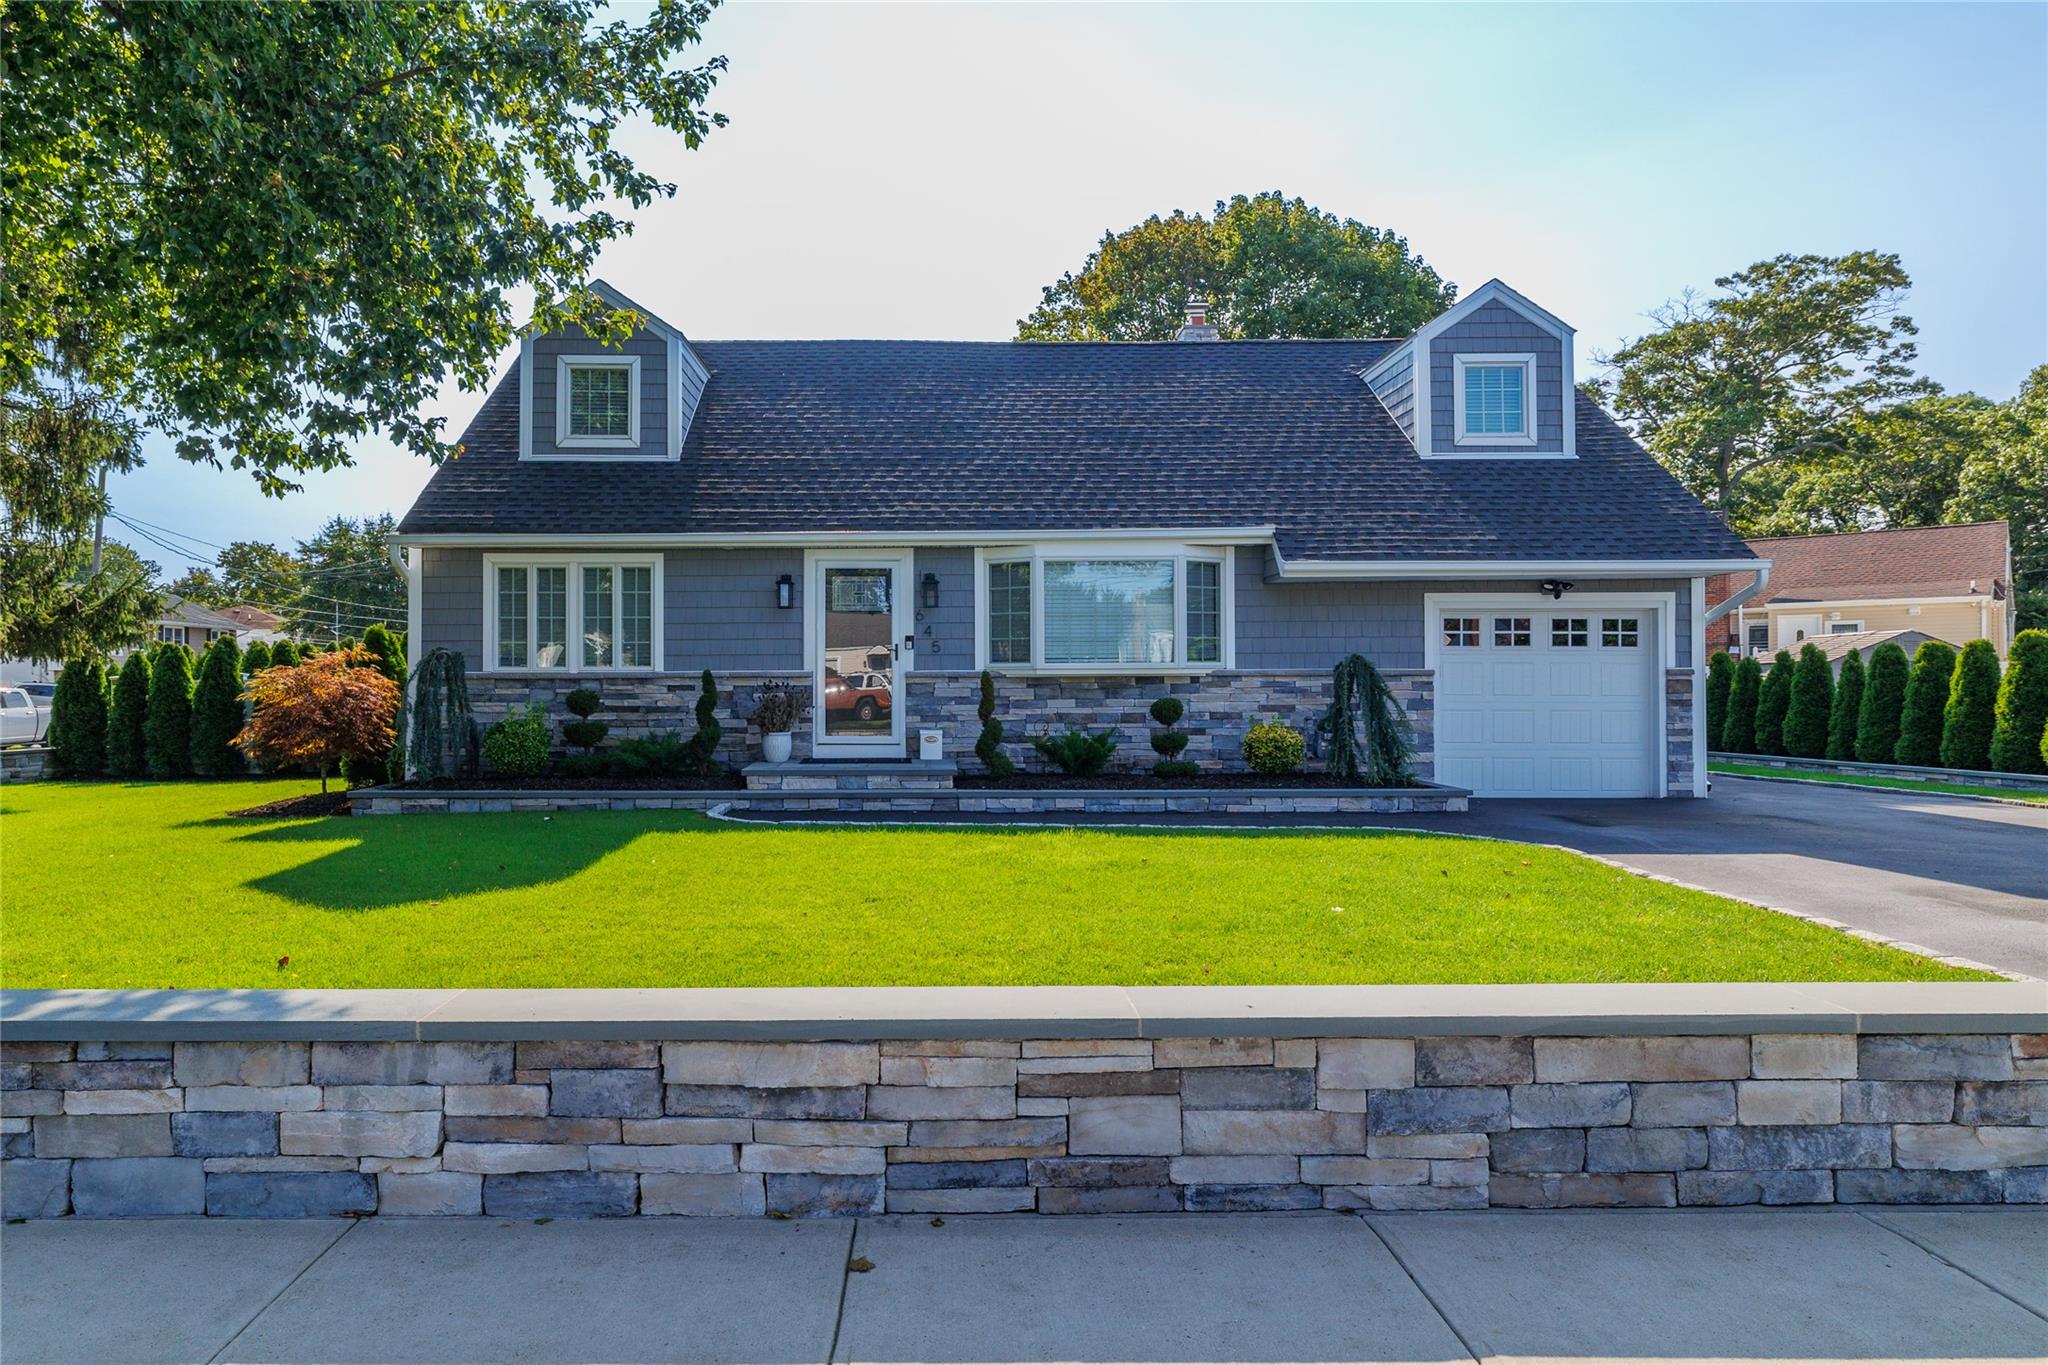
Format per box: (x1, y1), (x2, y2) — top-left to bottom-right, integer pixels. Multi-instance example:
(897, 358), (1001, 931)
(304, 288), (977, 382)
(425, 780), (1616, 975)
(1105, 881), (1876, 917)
(392, 279), (1761, 799)
(216, 604), (288, 645)
(1706, 522), (2014, 661)
(1788, 628), (1941, 677)
(118, 595), (246, 660)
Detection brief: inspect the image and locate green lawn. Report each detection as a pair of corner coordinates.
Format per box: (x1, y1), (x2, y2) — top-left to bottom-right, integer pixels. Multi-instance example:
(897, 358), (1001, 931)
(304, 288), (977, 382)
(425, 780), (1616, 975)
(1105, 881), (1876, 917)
(0, 780), (1987, 988)
(1711, 761), (2048, 805)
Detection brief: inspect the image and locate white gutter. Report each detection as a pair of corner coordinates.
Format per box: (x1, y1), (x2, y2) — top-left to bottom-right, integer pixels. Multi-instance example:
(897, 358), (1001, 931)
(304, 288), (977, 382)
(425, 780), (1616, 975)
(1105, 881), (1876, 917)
(391, 526), (1283, 550)
(1270, 546), (1772, 582)
(1703, 563), (1771, 625)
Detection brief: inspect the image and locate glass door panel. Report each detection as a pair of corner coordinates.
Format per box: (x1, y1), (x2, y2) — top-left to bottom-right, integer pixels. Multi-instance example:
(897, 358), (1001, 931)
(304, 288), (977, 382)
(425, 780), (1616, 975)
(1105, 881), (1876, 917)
(820, 567), (894, 738)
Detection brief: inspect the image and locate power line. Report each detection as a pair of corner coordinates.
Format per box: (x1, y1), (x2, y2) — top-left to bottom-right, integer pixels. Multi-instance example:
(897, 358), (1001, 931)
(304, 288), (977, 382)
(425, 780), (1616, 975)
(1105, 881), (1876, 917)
(109, 512), (400, 578)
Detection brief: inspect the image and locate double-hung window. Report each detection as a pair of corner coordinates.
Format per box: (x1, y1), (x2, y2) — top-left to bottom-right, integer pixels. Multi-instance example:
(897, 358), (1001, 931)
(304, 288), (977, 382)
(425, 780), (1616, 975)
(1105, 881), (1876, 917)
(978, 547), (1231, 671)
(1452, 353), (1536, 446)
(555, 356), (641, 449)
(487, 555), (660, 672)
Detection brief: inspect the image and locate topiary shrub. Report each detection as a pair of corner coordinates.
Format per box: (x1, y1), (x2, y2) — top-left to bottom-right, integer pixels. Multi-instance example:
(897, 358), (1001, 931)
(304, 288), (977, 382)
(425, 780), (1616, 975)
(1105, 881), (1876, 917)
(684, 669), (723, 775)
(1990, 628), (2048, 774)
(406, 648), (476, 781)
(1894, 639), (1957, 766)
(144, 644), (195, 777)
(1029, 728), (1118, 777)
(974, 670), (1012, 777)
(562, 687), (608, 752)
(1825, 648), (1865, 761)
(481, 702), (552, 777)
(1753, 650), (1795, 756)
(1721, 655), (1761, 753)
(1782, 643), (1833, 759)
(1705, 652), (1733, 753)
(1149, 694), (1197, 778)
(1243, 720), (1305, 774)
(189, 635), (247, 776)
(1939, 638), (2000, 771)
(107, 651), (151, 777)
(1855, 642), (1910, 763)
(240, 639), (272, 675)
(1316, 654), (1414, 784)
(48, 659), (109, 777)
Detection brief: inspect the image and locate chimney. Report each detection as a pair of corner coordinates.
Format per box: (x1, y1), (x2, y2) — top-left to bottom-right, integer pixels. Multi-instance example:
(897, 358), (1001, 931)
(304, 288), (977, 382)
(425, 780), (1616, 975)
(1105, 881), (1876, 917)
(1176, 294), (1219, 342)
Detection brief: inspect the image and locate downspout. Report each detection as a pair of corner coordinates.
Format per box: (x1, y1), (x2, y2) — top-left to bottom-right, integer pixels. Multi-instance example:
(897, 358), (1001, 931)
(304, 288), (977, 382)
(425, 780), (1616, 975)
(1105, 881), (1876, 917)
(1703, 562), (1771, 642)
(387, 537), (422, 780)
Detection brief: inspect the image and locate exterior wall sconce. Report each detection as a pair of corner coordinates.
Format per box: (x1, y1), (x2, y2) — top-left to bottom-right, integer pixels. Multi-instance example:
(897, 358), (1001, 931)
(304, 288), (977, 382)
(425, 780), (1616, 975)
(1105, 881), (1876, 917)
(775, 574), (794, 610)
(921, 572), (940, 609)
(1539, 578), (1575, 600)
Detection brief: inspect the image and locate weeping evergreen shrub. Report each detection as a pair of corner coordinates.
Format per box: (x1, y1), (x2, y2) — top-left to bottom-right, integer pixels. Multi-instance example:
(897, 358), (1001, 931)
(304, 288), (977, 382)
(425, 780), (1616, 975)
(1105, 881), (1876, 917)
(1990, 629), (2048, 774)
(1894, 639), (1956, 766)
(107, 652), (152, 776)
(1316, 654), (1414, 785)
(1825, 649), (1865, 761)
(1704, 652), (1733, 754)
(1753, 650), (1795, 756)
(144, 644), (195, 777)
(189, 635), (246, 776)
(406, 648), (475, 781)
(1781, 643), (1834, 759)
(240, 639), (272, 674)
(1938, 639), (2000, 771)
(48, 660), (109, 777)
(1721, 655), (1762, 752)
(1855, 643), (1910, 763)
(974, 670), (1012, 777)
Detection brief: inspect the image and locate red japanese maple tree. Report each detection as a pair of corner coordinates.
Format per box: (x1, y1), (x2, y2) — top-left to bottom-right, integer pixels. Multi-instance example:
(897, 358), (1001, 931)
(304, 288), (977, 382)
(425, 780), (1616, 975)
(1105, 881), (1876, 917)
(236, 647), (400, 791)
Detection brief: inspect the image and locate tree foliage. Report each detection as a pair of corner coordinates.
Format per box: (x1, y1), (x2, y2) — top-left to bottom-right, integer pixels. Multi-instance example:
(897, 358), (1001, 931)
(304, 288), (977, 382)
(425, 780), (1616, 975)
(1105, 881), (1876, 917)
(189, 634), (246, 777)
(143, 642), (194, 777)
(1782, 643), (1834, 759)
(238, 647), (399, 791)
(1704, 652), (1733, 753)
(1990, 629), (2048, 774)
(1017, 193), (1453, 342)
(1938, 639), (2001, 772)
(287, 516), (407, 639)
(1754, 650), (1796, 756)
(106, 650), (150, 776)
(4, 0), (727, 494)
(1721, 655), (1762, 752)
(1825, 648), (1864, 761)
(1893, 639), (1956, 766)
(240, 639), (272, 675)
(1855, 642), (1910, 764)
(48, 659), (109, 777)
(1948, 367), (2048, 630)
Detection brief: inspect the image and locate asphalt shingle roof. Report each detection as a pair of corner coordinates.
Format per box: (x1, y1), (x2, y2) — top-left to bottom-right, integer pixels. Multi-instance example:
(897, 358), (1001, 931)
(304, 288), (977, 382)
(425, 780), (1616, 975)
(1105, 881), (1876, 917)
(1740, 522), (2010, 604)
(398, 339), (1753, 565)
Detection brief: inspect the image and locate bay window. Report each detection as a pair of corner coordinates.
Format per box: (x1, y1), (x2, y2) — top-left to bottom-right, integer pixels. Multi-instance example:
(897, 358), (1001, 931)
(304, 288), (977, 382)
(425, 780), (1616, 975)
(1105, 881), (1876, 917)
(977, 546), (1232, 671)
(485, 555), (660, 672)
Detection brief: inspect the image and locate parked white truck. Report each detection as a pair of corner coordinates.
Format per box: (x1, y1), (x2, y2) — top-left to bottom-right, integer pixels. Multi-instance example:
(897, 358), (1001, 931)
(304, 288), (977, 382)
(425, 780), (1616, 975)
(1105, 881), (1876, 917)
(0, 686), (52, 745)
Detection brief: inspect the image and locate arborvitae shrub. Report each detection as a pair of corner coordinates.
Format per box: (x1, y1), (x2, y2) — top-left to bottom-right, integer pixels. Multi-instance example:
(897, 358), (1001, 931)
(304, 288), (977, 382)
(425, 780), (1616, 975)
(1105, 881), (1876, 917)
(1826, 649), (1865, 761)
(1782, 643), (1834, 759)
(1990, 629), (2048, 774)
(1938, 639), (2001, 771)
(1721, 655), (1762, 752)
(1705, 652), (1733, 752)
(107, 652), (152, 776)
(974, 670), (1012, 777)
(361, 624), (405, 685)
(144, 644), (195, 777)
(268, 640), (299, 669)
(1753, 650), (1796, 756)
(189, 636), (247, 776)
(240, 639), (272, 674)
(1855, 643), (1910, 763)
(1893, 639), (1957, 766)
(49, 660), (109, 776)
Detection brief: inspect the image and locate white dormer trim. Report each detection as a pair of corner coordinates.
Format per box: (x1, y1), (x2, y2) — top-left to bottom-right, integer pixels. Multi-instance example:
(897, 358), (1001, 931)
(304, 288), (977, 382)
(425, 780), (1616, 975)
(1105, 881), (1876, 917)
(1360, 278), (1578, 460)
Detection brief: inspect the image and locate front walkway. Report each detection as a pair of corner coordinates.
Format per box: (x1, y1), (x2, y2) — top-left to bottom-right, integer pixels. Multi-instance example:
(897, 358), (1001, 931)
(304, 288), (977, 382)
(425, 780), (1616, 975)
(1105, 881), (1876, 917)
(5, 1207), (2041, 1363)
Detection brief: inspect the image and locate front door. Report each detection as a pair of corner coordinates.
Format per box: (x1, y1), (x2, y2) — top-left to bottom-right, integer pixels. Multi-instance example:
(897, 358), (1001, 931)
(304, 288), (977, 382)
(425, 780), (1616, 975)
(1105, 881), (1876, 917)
(810, 553), (911, 757)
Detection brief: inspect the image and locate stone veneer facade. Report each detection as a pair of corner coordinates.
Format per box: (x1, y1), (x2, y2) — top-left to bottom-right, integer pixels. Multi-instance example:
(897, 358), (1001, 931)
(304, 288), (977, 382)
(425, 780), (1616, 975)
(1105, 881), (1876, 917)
(6, 1032), (2042, 1218)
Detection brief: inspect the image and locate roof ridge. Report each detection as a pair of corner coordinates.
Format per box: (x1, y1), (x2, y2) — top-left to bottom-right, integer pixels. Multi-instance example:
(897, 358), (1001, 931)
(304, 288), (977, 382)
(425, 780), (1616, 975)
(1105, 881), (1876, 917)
(687, 337), (1402, 347)
(1747, 520), (2008, 545)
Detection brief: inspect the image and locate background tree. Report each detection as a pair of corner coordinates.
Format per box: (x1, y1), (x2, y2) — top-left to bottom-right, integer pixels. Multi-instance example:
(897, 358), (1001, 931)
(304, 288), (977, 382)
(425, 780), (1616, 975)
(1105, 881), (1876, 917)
(1754, 651), (1796, 756)
(269, 640), (300, 669)
(213, 540), (303, 608)
(166, 565), (226, 605)
(106, 651), (151, 776)
(47, 659), (109, 777)
(1990, 629), (2048, 774)
(1721, 654), (1762, 752)
(1746, 394), (1991, 537)
(1825, 648), (1865, 760)
(1782, 643), (1834, 758)
(286, 516), (407, 640)
(188, 635), (246, 777)
(143, 643), (195, 777)
(1855, 642), (1911, 763)
(5, 1), (727, 503)
(240, 639), (272, 675)
(1938, 639), (2000, 771)
(237, 648), (399, 793)
(1893, 639), (1956, 765)
(1947, 366), (2048, 630)
(1017, 193), (1453, 341)
(1704, 651), (1733, 751)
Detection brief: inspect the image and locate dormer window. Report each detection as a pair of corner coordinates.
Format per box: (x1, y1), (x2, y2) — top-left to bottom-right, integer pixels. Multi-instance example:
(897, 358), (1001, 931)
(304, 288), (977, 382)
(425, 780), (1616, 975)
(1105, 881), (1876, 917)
(555, 355), (641, 449)
(1453, 354), (1536, 446)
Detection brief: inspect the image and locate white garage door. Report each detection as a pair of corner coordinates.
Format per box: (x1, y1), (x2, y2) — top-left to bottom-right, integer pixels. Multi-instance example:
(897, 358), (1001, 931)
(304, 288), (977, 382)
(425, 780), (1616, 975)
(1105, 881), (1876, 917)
(1433, 607), (1660, 798)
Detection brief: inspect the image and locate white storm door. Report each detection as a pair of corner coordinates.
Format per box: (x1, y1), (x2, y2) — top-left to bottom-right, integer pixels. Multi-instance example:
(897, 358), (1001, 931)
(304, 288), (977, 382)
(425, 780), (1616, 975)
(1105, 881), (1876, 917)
(810, 552), (911, 757)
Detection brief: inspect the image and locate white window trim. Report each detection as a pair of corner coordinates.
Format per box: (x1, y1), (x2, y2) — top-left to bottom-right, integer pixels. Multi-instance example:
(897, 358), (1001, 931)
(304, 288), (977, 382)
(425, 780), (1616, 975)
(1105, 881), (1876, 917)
(972, 543), (1235, 674)
(480, 552), (663, 674)
(554, 355), (642, 450)
(1826, 620), (1866, 635)
(1451, 353), (1538, 447)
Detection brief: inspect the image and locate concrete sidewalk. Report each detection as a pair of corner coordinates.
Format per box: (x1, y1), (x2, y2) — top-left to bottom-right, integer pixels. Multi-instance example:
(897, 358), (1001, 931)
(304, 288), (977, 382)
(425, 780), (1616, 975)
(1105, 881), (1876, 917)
(3, 1208), (2042, 1364)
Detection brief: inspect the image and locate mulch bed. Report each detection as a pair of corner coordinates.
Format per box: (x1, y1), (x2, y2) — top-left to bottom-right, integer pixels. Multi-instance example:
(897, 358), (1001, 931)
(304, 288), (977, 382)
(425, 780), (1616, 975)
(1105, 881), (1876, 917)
(231, 790), (354, 819)
(955, 771), (1424, 791)
(398, 769), (747, 793)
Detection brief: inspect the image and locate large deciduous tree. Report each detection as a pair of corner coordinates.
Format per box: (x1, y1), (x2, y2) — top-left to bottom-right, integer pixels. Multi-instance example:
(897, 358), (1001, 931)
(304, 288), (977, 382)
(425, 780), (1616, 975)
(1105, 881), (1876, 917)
(1017, 193), (1454, 342)
(1948, 366), (2048, 630)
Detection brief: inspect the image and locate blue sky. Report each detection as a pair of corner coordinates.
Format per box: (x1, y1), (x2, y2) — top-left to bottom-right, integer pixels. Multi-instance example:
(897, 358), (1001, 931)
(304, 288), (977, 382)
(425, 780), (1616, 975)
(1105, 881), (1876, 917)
(112, 1), (2047, 576)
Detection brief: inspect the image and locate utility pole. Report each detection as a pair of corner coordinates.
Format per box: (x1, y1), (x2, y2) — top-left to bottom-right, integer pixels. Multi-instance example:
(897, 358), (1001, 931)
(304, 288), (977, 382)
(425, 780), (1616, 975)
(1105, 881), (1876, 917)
(89, 466), (107, 576)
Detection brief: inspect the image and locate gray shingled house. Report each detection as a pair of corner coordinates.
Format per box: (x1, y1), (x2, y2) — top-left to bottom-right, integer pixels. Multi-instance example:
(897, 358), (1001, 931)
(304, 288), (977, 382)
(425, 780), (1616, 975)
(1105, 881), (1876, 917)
(394, 280), (1764, 798)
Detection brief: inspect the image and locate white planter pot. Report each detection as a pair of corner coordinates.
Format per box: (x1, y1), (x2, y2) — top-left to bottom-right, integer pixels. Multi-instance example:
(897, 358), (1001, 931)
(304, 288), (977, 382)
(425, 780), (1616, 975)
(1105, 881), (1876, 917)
(762, 731), (793, 764)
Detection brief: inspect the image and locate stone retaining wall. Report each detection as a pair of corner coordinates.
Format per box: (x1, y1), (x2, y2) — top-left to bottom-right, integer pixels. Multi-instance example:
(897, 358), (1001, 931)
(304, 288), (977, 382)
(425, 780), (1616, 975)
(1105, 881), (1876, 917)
(7, 1032), (2041, 1218)
(349, 786), (1471, 817)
